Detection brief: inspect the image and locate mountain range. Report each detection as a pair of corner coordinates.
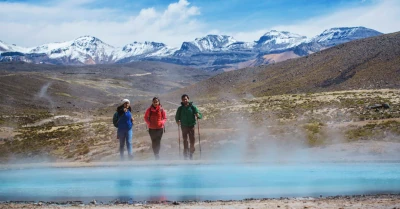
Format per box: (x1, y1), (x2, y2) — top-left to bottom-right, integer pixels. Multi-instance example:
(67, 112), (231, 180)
(0, 27), (382, 71)
(170, 31), (400, 100)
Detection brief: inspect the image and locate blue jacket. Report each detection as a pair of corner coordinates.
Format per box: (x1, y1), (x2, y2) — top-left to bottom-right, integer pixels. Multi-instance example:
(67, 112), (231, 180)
(118, 110), (133, 130)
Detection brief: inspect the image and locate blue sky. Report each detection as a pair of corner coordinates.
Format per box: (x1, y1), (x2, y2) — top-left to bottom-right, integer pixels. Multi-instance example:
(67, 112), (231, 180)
(0, 0), (399, 48)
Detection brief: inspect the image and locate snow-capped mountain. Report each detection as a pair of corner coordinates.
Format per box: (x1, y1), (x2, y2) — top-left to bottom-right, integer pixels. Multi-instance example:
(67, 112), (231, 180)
(0, 26), (384, 69)
(225, 41), (255, 51)
(112, 41), (176, 61)
(311, 27), (383, 47)
(254, 30), (307, 52)
(1, 36), (177, 64)
(291, 27), (383, 56)
(29, 36), (115, 64)
(175, 35), (238, 55)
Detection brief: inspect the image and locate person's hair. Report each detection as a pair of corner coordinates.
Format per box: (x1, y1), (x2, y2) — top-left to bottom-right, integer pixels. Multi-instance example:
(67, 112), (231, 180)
(181, 94), (189, 100)
(152, 97), (161, 106)
(116, 104), (131, 113)
(117, 104), (123, 111)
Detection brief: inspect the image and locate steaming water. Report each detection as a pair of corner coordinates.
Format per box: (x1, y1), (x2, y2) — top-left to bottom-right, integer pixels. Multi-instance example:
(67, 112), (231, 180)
(1, 162), (399, 203)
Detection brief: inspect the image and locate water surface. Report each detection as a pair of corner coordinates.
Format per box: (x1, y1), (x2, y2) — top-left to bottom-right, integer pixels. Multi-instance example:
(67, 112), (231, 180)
(0, 162), (399, 202)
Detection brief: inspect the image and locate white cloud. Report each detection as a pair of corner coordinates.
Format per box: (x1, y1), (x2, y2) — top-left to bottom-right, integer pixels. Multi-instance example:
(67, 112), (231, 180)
(0, 0), (399, 48)
(273, 0), (400, 38)
(223, 0), (400, 42)
(0, 0), (204, 48)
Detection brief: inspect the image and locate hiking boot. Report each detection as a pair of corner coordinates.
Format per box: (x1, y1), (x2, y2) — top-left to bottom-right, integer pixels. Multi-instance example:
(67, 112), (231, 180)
(155, 154), (160, 160)
(128, 155), (134, 160)
(189, 153), (193, 160)
(183, 149), (189, 160)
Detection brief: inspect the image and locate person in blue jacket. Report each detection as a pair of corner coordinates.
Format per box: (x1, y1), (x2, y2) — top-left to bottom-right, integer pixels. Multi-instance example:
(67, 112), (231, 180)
(116, 99), (135, 160)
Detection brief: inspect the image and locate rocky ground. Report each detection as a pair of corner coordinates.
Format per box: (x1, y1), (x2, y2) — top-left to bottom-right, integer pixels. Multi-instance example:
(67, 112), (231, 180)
(1, 194), (399, 209)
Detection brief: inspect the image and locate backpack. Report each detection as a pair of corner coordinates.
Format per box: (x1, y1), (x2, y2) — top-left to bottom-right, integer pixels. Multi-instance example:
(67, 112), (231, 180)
(113, 111), (120, 128)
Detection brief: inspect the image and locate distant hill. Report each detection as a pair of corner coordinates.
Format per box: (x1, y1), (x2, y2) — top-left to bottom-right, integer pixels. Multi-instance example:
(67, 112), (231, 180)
(168, 31), (400, 101)
(0, 61), (211, 113)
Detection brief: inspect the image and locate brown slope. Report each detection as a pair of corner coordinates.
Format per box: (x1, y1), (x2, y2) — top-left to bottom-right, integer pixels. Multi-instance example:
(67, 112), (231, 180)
(168, 31), (400, 101)
(0, 61), (212, 113)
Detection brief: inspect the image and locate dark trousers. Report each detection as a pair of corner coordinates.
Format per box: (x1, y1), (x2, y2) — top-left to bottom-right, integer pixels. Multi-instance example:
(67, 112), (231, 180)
(149, 129), (163, 157)
(181, 125), (195, 158)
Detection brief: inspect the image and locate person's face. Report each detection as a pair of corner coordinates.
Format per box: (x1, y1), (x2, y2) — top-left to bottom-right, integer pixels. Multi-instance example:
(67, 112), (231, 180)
(152, 99), (160, 107)
(123, 102), (130, 108)
(181, 96), (189, 105)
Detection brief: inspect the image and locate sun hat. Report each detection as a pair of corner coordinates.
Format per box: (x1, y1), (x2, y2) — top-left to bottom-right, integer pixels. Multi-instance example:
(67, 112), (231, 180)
(121, 99), (130, 104)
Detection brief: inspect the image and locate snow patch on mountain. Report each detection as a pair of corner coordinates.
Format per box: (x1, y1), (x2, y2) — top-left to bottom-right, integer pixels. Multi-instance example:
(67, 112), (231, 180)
(179, 35), (239, 53)
(193, 35), (237, 51)
(0, 40), (30, 53)
(112, 41), (176, 60)
(314, 27), (359, 42)
(226, 41), (256, 51)
(146, 46), (177, 57)
(255, 30), (307, 52)
(311, 26), (383, 46)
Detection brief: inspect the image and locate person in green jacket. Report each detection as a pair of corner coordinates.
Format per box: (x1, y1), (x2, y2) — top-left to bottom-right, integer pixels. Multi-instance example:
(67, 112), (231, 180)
(175, 94), (202, 160)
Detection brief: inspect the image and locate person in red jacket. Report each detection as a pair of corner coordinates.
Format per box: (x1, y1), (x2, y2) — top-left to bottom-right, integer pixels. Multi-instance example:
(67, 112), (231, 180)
(144, 97), (167, 160)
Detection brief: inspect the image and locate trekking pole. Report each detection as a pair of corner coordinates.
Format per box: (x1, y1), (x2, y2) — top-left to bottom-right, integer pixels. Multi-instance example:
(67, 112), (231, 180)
(197, 118), (201, 159)
(178, 123), (181, 159)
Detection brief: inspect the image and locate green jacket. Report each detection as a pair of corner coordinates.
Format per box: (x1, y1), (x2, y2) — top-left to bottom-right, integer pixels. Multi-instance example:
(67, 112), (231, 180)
(175, 102), (203, 127)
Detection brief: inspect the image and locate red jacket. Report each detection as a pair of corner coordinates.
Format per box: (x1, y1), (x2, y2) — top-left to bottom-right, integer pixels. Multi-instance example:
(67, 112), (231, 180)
(144, 105), (167, 129)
